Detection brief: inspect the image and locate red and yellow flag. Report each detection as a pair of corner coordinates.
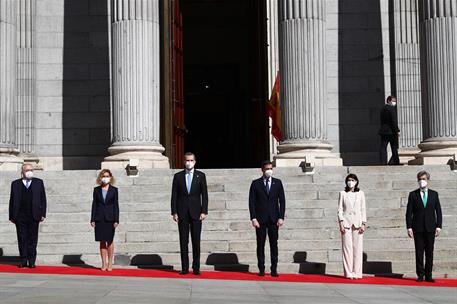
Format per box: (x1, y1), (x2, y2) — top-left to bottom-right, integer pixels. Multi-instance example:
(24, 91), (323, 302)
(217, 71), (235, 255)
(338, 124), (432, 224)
(267, 72), (283, 141)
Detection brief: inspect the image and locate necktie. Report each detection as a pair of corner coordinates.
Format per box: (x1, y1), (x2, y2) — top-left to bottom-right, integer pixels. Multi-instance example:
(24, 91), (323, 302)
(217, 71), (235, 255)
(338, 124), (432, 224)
(26, 180), (30, 189)
(265, 179), (270, 193)
(422, 190), (427, 207)
(187, 173), (192, 193)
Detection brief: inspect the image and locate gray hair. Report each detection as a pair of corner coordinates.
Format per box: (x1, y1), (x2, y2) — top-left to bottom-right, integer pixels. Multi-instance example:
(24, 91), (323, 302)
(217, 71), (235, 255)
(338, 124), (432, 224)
(417, 170), (430, 180)
(22, 163), (33, 172)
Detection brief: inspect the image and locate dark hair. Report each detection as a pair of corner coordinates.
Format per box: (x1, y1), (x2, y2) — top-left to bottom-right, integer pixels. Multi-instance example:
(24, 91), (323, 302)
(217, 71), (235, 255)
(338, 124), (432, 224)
(386, 95), (396, 103)
(344, 173), (360, 192)
(184, 152), (196, 160)
(417, 170), (430, 180)
(261, 160), (273, 169)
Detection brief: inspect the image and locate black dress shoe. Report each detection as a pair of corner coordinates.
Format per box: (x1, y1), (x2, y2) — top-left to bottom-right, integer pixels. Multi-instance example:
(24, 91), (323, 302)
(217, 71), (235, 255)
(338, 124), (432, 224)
(425, 277), (435, 283)
(28, 263), (36, 269)
(179, 270), (189, 275)
(258, 271), (265, 277)
(18, 263), (27, 268)
(193, 270), (201, 275)
(416, 276), (424, 282)
(271, 271), (279, 277)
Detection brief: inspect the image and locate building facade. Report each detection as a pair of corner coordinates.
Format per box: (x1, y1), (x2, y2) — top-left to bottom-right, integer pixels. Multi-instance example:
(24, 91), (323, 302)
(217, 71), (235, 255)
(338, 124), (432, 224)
(0, 0), (456, 170)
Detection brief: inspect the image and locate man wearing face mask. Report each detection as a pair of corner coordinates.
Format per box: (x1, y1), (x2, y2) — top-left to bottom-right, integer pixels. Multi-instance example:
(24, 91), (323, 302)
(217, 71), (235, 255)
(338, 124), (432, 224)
(249, 161), (286, 277)
(406, 171), (442, 283)
(171, 152), (208, 275)
(9, 163), (47, 268)
(378, 95), (400, 165)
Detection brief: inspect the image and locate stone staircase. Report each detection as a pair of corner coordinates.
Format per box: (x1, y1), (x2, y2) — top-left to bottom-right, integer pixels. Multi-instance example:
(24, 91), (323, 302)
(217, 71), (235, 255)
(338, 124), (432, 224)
(0, 166), (456, 277)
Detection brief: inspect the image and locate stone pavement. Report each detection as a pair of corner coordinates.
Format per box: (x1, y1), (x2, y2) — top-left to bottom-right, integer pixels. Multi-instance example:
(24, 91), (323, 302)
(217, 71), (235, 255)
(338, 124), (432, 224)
(0, 273), (455, 304)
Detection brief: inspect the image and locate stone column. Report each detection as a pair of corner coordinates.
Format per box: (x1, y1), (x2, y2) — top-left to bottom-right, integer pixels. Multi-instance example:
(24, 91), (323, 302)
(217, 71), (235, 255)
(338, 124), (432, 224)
(275, 0), (341, 166)
(16, 0), (38, 166)
(0, 0), (21, 170)
(267, 0), (279, 159)
(413, 0), (457, 164)
(103, 0), (169, 169)
(392, 0), (423, 163)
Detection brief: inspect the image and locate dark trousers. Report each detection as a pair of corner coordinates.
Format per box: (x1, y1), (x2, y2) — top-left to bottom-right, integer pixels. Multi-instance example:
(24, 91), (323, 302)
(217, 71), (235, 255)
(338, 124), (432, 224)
(256, 221), (279, 272)
(379, 134), (399, 165)
(413, 231), (435, 278)
(178, 212), (202, 271)
(15, 218), (39, 265)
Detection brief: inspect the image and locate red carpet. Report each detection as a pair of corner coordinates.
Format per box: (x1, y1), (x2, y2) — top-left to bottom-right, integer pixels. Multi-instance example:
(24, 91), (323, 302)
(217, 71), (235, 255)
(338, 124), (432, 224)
(0, 264), (456, 287)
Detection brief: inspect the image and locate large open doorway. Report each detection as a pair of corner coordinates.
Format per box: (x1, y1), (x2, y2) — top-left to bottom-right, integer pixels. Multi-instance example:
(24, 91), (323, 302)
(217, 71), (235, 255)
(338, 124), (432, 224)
(170, 0), (269, 169)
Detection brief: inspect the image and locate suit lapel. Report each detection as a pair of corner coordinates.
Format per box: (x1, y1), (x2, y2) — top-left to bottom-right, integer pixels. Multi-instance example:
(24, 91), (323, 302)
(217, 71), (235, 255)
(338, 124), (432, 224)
(260, 178), (269, 196)
(415, 189), (424, 209)
(190, 171), (199, 194)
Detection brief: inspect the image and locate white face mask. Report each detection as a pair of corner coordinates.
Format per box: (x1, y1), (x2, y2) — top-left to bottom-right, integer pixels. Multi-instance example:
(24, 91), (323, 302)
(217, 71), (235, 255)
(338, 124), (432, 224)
(24, 171), (34, 179)
(347, 180), (357, 189)
(418, 180), (428, 189)
(264, 169), (273, 178)
(185, 161), (195, 170)
(391, 102), (397, 107)
(101, 177), (111, 184)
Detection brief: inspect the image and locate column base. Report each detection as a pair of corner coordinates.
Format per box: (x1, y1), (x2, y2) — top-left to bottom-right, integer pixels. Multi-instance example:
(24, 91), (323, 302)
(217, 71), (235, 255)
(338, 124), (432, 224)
(101, 144), (170, 169)
(274, 141), (343, 167)
(399, 147), (420, 165)
(0, 147), (23, 171)
(408, 140), (457, 165)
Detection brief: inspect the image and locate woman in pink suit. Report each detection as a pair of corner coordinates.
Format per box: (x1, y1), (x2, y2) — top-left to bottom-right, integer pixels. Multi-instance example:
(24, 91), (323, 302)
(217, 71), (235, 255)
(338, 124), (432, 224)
(338, 174), (367, 279)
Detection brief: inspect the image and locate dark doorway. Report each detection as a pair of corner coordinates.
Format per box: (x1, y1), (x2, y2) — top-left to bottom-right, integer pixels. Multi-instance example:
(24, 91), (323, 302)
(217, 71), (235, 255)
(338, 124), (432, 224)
(180, 0), (269, 168)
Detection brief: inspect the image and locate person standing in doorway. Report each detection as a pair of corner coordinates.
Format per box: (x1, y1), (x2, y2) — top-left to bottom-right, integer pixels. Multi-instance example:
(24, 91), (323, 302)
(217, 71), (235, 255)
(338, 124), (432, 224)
(171, 152), (208, 275)
(378, 95), (400, 165)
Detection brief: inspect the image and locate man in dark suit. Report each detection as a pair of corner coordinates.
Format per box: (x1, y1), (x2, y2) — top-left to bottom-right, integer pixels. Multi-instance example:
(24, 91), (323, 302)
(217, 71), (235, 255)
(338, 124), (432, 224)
(249, 161), (286, 277)
(406, 170), (442, 282)
(9, 163), (47, 268)
(378, 95), (400, 165)
(171, 152), (208, 275)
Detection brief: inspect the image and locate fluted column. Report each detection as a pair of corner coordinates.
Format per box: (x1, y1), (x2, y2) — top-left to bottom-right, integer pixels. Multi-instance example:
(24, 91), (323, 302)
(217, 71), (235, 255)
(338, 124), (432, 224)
(16, 0), (37, 162)
(413, 0), (457, 164)
(392, 0), (423, 163)
(275, 0), (341, 166)
(103, 0), (169, 169)
(0, 0), (21, 170)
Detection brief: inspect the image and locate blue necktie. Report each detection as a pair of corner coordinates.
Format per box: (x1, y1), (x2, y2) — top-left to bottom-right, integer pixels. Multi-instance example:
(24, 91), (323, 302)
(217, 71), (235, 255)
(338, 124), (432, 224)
(26, 180), (30, 189)
(265, 179), (270, 193)
(187, 173), (192, 193)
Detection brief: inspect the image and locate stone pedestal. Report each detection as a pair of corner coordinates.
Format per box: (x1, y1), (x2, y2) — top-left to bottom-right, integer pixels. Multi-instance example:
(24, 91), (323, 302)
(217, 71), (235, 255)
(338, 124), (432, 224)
(411, 0), (457, 165)
(274, 0), (341, 167)
(0, 0), (22, 170)
(102, 0), (169, 169)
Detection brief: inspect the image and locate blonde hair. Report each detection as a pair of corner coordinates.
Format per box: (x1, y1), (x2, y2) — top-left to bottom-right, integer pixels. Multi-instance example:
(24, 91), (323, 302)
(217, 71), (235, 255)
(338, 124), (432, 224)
(96, 169), (115, 185)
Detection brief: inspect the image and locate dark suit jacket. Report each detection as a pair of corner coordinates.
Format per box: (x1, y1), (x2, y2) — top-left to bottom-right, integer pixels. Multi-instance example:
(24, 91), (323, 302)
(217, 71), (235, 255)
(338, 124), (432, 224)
(171, 170), (208, 220)
(91, 186), (120, 222)
(9, 178), (47, 222)
(249, 177), (286, 224)
(378, 104), (400, 136)
(406, 188), (442, 232)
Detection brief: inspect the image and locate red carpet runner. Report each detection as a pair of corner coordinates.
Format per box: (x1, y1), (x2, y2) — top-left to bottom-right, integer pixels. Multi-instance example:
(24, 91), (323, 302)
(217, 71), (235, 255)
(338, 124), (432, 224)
(0, 265), (456, 287)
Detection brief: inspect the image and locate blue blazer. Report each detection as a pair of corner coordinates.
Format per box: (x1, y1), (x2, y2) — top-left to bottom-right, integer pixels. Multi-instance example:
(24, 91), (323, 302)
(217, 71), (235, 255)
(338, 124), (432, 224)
(249, 177), (286, 224)
(91, 186), (119, 223)
(9, 178), (47, 222)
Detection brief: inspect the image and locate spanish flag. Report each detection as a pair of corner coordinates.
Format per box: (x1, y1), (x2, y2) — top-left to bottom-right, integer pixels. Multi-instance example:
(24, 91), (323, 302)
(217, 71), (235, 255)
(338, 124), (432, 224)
(267, 72), (283, 141)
